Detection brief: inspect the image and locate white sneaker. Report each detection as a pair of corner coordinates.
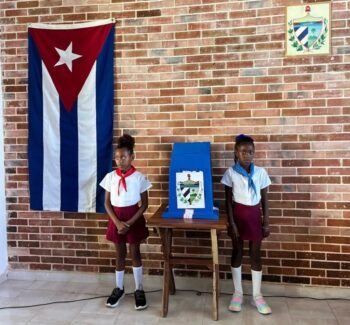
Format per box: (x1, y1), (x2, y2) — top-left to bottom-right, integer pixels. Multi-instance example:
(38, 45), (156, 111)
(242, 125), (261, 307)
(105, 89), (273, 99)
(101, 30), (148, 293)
(251, 295), (272, 315)
(228, 293), (243, 312)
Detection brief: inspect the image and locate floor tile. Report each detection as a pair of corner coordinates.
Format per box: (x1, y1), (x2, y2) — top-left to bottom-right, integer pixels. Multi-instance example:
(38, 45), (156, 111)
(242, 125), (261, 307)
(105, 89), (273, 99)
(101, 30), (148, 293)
(14, 289), (56, 307)
(0, 278), (348, 325)
(71, 313), (118, 325)
(287, 298), (337, 320)
(0, 307), (40, 324)
(289, 319), (339, 325)
(0, 286), (25, 299)
(0, 279), (34, 289)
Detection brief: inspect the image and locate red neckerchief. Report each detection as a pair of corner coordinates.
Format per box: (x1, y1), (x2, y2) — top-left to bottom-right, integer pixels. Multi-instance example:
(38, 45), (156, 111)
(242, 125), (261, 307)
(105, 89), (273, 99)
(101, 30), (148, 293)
(115, 166), (136, 195)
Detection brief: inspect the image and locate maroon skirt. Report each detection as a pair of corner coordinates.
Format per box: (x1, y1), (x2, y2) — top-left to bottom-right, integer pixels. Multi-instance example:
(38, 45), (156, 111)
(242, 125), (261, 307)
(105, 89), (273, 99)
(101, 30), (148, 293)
(106, 204), (149, 244)
(229, 202), (263, 241)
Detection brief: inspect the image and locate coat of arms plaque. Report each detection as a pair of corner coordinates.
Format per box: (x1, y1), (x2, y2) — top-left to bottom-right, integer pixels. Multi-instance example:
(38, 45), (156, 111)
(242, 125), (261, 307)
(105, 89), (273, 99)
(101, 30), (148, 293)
(286, 2), (331, 56)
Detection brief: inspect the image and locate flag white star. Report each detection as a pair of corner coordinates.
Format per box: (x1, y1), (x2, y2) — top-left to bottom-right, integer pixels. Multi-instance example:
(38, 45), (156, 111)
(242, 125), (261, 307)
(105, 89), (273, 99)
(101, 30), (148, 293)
(54, 42), (82, 72)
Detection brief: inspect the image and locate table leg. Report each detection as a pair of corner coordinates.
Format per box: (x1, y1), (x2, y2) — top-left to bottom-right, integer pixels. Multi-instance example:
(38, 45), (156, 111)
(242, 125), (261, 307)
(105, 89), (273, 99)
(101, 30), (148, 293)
(169, 263), (176, 295)
(159, 228), (172, 317)
(165, 228), (176, 295)
(211, 229), (219, 321)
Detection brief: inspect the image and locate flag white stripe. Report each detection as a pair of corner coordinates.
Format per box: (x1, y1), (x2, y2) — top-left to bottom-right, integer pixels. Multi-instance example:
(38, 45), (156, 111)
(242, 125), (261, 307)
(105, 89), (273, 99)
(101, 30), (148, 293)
(295, 26), (307, 38)
(300, 34), (308, 45)
(29, 19), (115, 30)
(77, 62), (97, 212)
(42, 63), (61, 210)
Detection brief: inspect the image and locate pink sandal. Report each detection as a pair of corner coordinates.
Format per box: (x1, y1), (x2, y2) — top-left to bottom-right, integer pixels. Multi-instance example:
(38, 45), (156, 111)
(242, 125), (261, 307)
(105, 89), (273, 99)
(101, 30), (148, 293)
(252, 295), (272, 315)
(229, 293), (243, 312)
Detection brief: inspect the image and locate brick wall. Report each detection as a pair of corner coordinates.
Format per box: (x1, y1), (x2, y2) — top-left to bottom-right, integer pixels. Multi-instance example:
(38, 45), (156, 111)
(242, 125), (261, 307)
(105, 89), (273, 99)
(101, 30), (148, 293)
(1, 0), (350, 287)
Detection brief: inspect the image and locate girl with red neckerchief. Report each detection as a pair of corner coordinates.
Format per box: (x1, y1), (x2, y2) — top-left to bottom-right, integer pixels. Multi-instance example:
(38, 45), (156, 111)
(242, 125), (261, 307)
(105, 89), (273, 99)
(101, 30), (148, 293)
(100, 134), (151, 311)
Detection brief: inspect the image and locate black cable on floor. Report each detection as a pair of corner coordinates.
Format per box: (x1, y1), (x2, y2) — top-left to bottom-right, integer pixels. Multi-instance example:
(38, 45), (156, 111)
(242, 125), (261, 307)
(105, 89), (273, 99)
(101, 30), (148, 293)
(0, 288), (349, 310)
(180, 289), (350, 301)
(0, 289), (162, 310)
(0, 295), (109, 310)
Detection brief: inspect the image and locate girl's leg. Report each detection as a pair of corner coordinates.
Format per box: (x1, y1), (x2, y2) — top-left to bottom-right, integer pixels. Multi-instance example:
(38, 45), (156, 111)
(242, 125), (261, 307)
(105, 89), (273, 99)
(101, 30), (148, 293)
(249, 240), (271, 314)
(231, 238), (244, 294)
(106, 243), (127, 308)
(130, 243), (143, 290)
(249, 240), (262, 272)
(229, 239), (244, 312)
(130, 242), (148, 310)
(231, 238), (244, 267)
(115, 243), (127, 289)
(249, 240), (262, 296)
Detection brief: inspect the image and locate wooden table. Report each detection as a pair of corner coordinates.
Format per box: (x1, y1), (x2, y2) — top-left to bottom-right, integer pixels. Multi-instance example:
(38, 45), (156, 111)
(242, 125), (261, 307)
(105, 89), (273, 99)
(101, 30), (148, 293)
(147, 204), (227, 321)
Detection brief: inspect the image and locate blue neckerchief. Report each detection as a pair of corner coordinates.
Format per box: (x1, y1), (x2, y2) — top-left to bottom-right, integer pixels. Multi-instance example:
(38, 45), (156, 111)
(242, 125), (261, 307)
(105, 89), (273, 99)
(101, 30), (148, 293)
(232, 162), (257, 195)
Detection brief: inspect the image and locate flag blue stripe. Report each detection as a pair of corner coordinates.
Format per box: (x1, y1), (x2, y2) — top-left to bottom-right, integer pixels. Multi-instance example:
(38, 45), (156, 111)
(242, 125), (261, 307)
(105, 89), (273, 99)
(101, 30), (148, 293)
(28, 34), (44, 210)
(298, 28), (308, 42)
(294, 26), (309, 47)
(60, 100), (79, 211)
(95, 26), (114, 213)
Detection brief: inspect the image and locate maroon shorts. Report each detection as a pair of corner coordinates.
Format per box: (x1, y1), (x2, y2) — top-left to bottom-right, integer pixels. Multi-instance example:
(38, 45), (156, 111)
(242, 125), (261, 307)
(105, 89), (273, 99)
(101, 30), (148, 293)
(106, 204), (149, 244)
(229, 202), (263, 241)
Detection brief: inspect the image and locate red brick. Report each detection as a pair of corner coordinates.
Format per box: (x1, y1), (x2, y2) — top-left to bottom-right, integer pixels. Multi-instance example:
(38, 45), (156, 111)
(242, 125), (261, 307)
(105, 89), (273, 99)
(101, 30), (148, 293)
(137, 10), (161, 18)
(297, 252), (325, 260)
(268, 100), (295, 108)
(312, 261), (340, 269)
(282, 177), (310, 184)
(295, 235), (324, 243)
(63, 13), (86, 21)
(255, 93), (282, 100)
(160, 89), (185, 96)
(297, 269), (325, 277)
(268, 267), (296, 276)
(297, 82), (326, 91)
(327, 270), (350, 279)
(312, 278), (340, 286)
(185, 55), (212, 64)
(312, 176), (341, 184)
(30, 263), (51, 270)
(64, 257), (87, 265)
(312, 159), (341, 167)
(175, 31), (200, 39)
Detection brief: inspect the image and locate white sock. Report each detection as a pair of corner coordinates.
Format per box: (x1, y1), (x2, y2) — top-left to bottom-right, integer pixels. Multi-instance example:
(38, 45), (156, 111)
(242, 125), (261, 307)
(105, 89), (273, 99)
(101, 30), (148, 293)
(231, 266), (243, 295)
(133, 266), (143, 291)
(115, 270), (124, 290)
(251, 269), (262, 297)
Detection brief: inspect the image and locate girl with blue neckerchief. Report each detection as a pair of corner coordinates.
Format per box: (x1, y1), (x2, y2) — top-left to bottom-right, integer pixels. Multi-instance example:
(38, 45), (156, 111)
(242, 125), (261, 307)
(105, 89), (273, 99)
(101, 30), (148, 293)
(221, 134), (272, 315)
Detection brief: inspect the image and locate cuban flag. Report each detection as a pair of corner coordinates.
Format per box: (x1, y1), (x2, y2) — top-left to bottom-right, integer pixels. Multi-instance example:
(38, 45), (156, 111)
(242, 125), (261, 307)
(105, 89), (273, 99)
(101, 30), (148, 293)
(28, 20), (114, 213)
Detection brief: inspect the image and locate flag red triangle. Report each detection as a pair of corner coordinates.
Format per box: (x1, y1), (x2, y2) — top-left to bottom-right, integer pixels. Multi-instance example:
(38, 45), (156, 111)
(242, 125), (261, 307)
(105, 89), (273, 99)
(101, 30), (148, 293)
(29, 23), (113, 112)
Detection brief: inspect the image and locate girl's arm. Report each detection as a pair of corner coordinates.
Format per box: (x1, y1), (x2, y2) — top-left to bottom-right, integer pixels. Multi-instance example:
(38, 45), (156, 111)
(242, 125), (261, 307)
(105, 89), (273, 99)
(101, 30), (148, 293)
(104, 191), (129, 233)
(260, 187), (270, 238)
(124, 190), (149, 227)
(225, 185), (239, 242)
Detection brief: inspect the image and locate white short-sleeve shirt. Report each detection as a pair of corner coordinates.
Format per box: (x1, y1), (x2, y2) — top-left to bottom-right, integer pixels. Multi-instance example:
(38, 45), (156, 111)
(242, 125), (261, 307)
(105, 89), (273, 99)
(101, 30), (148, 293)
(221, 165), (271, 206)
(100, 170), (152, 207)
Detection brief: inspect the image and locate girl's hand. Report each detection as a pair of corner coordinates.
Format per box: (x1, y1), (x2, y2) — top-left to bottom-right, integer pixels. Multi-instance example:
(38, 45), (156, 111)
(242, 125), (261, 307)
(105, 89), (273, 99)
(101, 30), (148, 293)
(262, 224), (270, 238)
(116, 221), (130, 234)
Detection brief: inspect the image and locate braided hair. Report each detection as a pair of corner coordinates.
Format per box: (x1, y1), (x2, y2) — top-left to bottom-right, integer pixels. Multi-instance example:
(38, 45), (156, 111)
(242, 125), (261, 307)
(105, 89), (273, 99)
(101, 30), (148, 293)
(116, 134), (135, 154)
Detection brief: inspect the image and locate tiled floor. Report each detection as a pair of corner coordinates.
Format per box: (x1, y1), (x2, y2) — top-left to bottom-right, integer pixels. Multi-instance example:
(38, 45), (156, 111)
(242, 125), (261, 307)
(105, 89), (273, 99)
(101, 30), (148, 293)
(0, 277), (349, 324)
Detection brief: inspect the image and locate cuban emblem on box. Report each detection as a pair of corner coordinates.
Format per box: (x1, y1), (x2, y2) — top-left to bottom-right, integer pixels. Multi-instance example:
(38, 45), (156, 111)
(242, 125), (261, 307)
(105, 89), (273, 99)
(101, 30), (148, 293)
(176, 171), (205, 209)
